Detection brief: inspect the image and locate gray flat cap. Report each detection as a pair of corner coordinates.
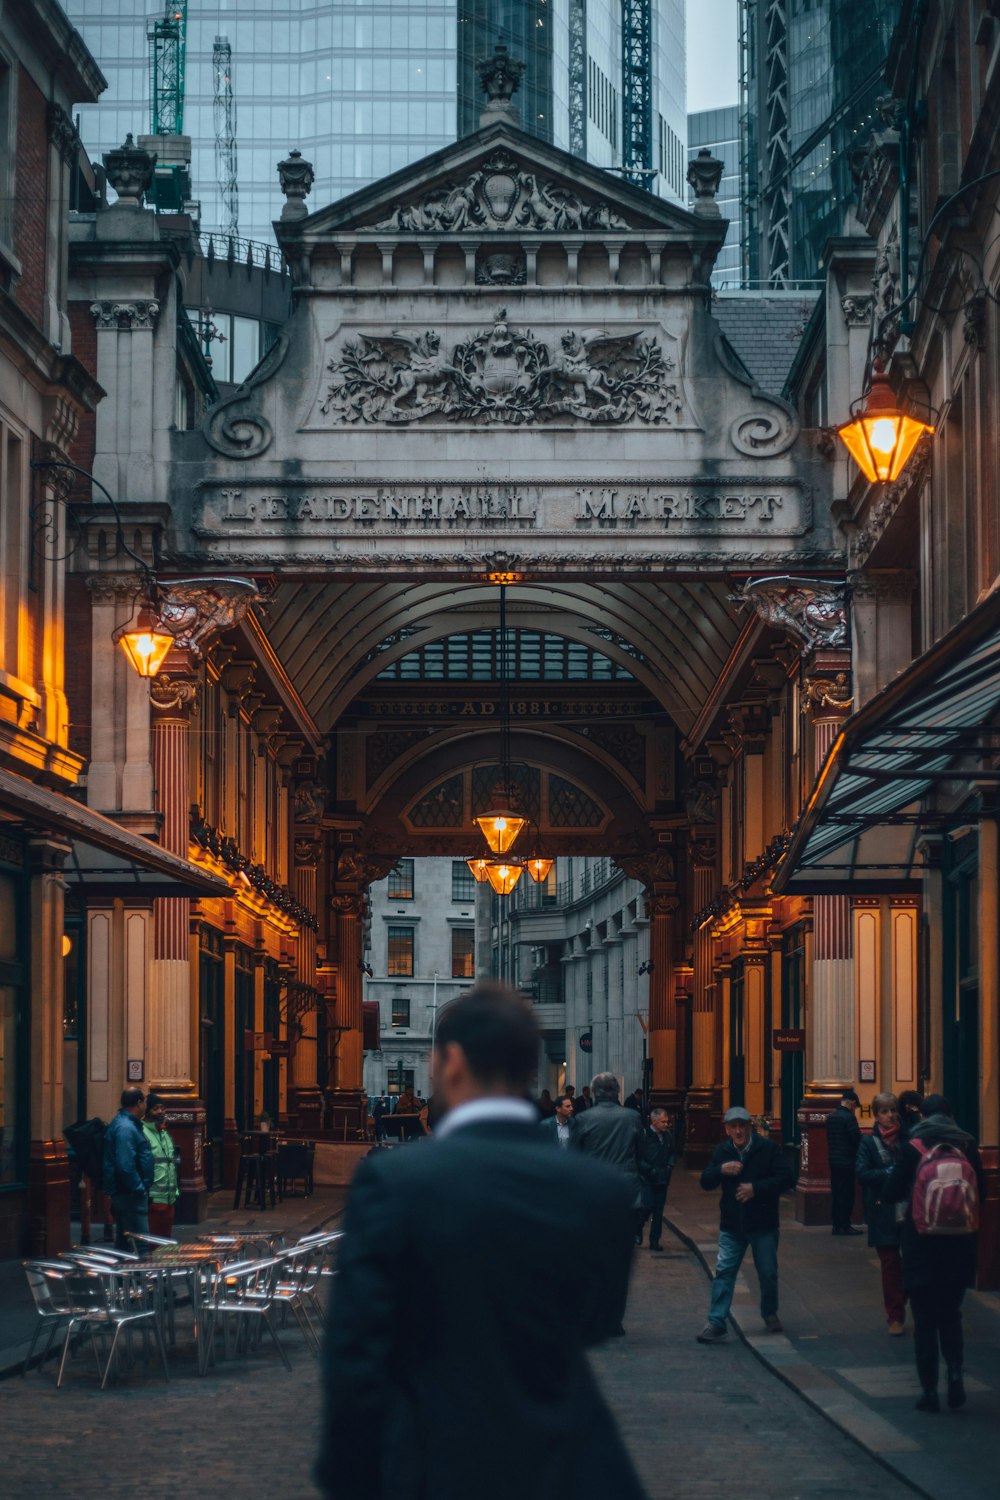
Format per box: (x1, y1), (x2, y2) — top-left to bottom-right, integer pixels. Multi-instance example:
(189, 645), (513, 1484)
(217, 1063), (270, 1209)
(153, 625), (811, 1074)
(723, 1106), (752, 1124)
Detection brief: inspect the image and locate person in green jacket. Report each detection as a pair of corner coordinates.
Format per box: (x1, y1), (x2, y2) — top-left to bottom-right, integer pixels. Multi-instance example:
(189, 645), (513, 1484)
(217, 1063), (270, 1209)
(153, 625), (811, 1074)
(141, 1092), (181, 1239)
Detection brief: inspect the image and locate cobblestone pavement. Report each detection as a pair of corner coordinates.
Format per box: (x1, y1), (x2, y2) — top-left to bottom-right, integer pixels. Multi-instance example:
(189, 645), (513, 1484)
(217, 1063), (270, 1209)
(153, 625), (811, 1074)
(0, 1242), (919, 1500)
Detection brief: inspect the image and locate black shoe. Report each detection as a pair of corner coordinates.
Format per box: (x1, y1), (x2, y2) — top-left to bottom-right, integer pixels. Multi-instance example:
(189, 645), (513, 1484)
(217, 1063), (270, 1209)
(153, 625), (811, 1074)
(649, 1243), (664, 1252)
(915, 1391), (940, 1413)
(947, 1371), (966, 1409)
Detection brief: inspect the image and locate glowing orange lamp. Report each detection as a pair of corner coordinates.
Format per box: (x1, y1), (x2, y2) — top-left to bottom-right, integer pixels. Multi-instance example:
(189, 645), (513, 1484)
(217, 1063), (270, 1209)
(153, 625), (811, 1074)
(484, 859), (524, 896)
(113, 603), (174, 678)
(837, 363), (933, 484)
(473, 788), (527, 856)
(525, 856), (554, 883)
(465, 857), (491, 883)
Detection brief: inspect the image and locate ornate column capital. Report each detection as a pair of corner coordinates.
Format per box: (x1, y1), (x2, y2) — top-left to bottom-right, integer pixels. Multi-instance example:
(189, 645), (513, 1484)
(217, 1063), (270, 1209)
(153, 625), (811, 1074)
(616, 850), (675, 888)
(85, 573), (143, 603)
(331, 893), (367, 919)
(150, 672), (200, 713)
(840, 294), (874, 327)
(294, 837), (321, 868)
(90, 300), (160, 331)
(803, 669), (853, 718)
(643, 892), (680, 921)
(47, 102), (79, 165)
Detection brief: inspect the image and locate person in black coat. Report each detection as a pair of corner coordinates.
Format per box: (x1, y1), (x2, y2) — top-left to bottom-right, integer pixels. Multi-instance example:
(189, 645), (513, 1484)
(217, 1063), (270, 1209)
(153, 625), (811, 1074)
(855, 1091), (907, 1333)
(697, 1107), (795, 1341)
(825, 1088), (863, 1234)
(315, 985), (647, 1500)
(571, 1072), (644, 1231)
(883, 1094), (984, 1413)
(636, 1107), (674, 1251)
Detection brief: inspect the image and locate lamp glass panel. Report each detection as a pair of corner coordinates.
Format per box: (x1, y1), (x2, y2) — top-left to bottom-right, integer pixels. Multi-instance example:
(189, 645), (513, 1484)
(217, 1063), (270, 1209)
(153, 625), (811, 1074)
(526, 857), (554, 882)
(484, 860), (524, 895)
(117, 624), (174, 678)
(465, 857), (491, 883)
(474, 810), (527, 855)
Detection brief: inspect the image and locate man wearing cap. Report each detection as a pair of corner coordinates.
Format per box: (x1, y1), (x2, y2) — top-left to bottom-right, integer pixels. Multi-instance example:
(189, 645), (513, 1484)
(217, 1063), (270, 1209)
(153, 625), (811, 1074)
(696, 1106), (795, 1342)
(825, 1088), (863, 1236)
(141, 1092), (182, 1239)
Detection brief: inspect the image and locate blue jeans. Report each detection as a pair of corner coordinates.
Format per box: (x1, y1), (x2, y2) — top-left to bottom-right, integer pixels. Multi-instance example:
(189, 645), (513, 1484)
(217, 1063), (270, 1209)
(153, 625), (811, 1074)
(708, 1229), (780, 1327)
(111, 1191), (149, 1251)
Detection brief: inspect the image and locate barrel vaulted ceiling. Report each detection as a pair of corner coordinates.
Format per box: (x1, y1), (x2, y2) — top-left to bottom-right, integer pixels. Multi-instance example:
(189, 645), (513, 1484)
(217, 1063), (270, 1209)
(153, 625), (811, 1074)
(256, 579), (748, 737)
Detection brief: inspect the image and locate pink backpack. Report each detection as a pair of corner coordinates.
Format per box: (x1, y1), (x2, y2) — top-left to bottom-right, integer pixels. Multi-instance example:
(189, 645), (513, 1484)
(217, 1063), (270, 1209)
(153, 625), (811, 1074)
(911, 1140), (979, 1235)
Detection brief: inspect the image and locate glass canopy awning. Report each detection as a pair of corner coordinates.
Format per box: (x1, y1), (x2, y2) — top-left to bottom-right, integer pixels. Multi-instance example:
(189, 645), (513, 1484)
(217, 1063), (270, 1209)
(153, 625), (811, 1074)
(773, 590), (1000, 894)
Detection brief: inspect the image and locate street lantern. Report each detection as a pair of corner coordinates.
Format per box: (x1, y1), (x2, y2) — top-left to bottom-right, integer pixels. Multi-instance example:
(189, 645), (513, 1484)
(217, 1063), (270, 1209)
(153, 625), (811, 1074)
(484, 859), (524, 896)
(837, 362), (933, 484)
(473, 789), (528, 855)
(525, 856), (554, 883)
(465, 857), (491, 883)
(112, 603), (174, 678)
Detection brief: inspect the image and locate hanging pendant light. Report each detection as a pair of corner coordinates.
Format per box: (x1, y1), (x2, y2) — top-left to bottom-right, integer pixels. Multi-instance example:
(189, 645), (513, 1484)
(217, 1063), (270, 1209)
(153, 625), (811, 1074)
(466, 856), (491, 883)
(113, 601), (175, 678)
(525, 855), (554, 883)
(837, 361), (933, 484)
(484, 859), (524, 896)
(474, 785), (528, 856)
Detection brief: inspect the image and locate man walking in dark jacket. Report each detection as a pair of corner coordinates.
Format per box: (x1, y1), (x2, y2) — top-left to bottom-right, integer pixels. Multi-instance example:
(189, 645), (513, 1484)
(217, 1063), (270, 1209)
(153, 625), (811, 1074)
(826, 1088), (863, 1235)
(636, 1107), (674, 1251)
(571, 1072), (643, 1227)
(697, 1106), (794, 1341)
(316, 986), (647, 1500)
(101, 1087), (153, 1250)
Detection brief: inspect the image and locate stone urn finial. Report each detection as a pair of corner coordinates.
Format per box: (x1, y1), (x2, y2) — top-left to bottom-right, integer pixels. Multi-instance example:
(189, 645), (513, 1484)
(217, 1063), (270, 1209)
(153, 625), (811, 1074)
(103, 133), (156, 207)
(687, 147), (724, 218)
(277, 148), (314, 220)
(477, 40), (525, 128)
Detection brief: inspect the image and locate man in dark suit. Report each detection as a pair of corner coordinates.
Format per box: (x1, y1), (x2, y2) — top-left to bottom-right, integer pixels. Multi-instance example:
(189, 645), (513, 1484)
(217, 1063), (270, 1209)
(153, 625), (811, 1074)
(570, 1071), (643, 1227)
(825, 1087), (863, 1235)
(540, 1091), (575, 1148)
(316, 985), (646, 1500)
(636, 1106), (675, 1251)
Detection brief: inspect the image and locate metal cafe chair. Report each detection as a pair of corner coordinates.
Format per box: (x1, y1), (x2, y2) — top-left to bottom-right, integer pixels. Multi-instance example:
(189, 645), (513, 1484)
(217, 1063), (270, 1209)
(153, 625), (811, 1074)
(27, 1262), (169, 1389)
(197, 1257), (290, 1376)
(22, 1261), (90, 1378)
(271, 1245), (324, 1350)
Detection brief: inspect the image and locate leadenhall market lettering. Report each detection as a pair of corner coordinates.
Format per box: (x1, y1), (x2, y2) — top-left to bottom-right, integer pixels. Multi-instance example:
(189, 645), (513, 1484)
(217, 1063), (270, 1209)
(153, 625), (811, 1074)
(197, 480), (809, 535)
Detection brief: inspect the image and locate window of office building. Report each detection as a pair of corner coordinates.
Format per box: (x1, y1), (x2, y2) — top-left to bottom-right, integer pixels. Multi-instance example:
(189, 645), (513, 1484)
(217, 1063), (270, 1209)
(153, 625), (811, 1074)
(387, 926), (414, 976)
(391, 997), (411, 1028)
(387, 1068), (415, 1096)
(451, 861), (477, 903)
(388, 859), (415, 899)
(451, 928), (475, 979)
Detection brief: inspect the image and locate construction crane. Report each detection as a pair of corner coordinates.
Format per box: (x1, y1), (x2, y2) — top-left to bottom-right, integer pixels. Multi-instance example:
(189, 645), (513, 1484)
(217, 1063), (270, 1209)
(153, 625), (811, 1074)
(213, 36), (240, 236)
(147, 2), (187, 136)
(621, 0), (652, 189)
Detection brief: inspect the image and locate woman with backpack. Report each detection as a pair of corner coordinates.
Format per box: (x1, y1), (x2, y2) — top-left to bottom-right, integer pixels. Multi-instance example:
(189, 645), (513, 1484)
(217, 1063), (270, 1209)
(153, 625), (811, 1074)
(883, 1094), (984, 1413)
(855, 1092), (907, 1336)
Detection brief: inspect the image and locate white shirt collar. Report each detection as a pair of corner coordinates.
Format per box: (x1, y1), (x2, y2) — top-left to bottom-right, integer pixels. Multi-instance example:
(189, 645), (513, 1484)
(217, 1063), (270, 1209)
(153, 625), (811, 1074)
(434, 1097), (537, 1139)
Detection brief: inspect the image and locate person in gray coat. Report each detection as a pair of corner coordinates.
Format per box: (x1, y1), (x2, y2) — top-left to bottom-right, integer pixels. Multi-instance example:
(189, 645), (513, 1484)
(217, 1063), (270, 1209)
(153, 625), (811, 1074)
(855, 1091), (907, 1334)
(570, 1072), (643, 1235)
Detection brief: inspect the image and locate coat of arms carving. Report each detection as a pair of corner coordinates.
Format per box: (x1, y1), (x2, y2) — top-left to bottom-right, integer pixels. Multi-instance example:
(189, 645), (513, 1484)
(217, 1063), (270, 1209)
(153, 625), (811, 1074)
(320, 309), (683, 426)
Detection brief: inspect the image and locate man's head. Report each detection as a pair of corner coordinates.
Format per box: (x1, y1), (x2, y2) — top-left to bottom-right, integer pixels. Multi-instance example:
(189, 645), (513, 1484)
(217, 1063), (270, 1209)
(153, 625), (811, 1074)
(145, 1091), (167, 1127)
(581, 1086), (592, 1099)
(121, 1087), (145, 1117)
(564, 1085), (576, 1098)
(555, 1093), (574, 1123)
(840, 1089), (861, 1113)
(650, 1106), (670, 1133)
(433, 984), (539, 1110)
(723, 1105), (752, 1149)
(590, 1072), (619, 1104)
(920, 1092), (953, 1119)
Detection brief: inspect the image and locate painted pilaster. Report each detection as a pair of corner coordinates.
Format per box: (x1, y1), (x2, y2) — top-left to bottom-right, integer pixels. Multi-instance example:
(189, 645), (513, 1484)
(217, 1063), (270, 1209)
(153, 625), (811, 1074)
(290, 835), (322, 1134)
(149, 668), (206, 1221)
(26, 837), (72, 1256)
(331, 893), (366, 1130)
(685, 846), (722, 1164)
(646, 892), (680, 1107)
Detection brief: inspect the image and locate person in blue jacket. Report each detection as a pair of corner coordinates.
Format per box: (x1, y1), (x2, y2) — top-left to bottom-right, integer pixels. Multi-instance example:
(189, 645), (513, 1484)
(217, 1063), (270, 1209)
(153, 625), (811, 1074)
(101, 1087), (154, 1250)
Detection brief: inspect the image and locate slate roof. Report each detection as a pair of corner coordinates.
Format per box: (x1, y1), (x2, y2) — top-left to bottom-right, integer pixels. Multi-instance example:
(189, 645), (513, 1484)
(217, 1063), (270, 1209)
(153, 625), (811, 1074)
(712, 292), (821, 397)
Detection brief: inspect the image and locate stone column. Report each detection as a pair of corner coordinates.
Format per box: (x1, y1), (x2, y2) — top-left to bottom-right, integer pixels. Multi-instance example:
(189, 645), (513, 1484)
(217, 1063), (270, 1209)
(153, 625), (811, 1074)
(330, 893), (366, 1132)
(646, 892), (680, 1109)
(685, 842), (722, 1164)
(26, 837), (72, 1256)
(978, 792), (1000, 1286)
(796, 689), (855, 1224)
(290, 835), (323, 1135)
(149, 668), (206, 1221)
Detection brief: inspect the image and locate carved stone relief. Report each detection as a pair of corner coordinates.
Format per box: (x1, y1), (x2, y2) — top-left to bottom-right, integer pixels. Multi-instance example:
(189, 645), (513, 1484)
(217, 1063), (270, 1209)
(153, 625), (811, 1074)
(320, 309), (682, 426)
(203, 334), (289, 459)
(369, 150), (630, 234)
(156, 576), (265, 658)
(734, 576), (848, 656)
(91, 301), (159, 331)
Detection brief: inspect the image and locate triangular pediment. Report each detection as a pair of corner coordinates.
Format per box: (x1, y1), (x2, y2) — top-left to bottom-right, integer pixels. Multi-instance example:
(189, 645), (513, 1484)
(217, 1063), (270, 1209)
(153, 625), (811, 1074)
(279, 121), (724, 243)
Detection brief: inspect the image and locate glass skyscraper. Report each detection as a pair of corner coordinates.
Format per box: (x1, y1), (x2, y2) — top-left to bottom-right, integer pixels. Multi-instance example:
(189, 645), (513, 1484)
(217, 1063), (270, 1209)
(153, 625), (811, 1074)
(68, 0), (687, 245)
(740, 0), (900, 285)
